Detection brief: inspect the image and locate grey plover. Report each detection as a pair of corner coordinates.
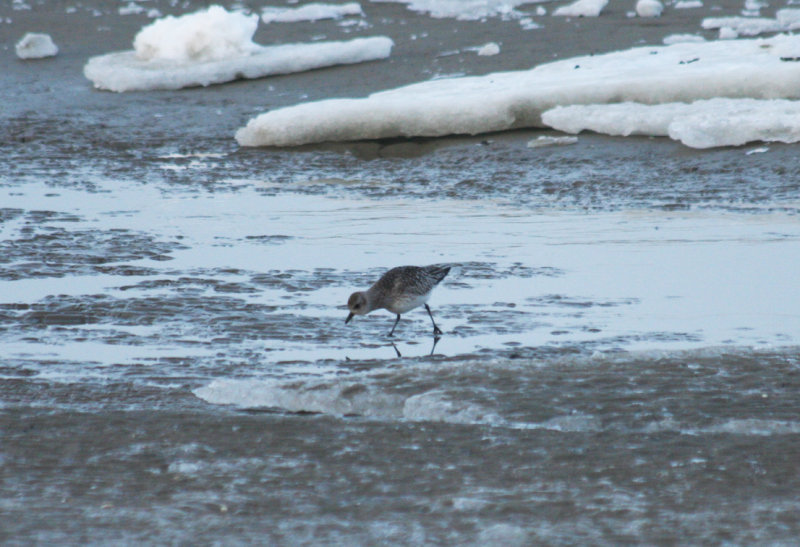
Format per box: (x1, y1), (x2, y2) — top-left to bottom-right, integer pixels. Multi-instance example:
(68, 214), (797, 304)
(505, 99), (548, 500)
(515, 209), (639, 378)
(345, 264), (450, 337)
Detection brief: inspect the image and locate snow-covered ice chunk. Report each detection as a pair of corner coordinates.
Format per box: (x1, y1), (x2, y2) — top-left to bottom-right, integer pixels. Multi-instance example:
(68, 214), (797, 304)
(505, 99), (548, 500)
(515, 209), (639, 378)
(133, 5), (260, 62)
(84, 5), (393, 91)
(674, 0), (702, 8)
(262, 2), (363, 23)
(635, 0), (663, 17)
(477, 42), (501, 56)
(235, 34), (800, 147)
(15, 32), (58, 59)
(552, 0), (608, 17)
(542, 99), (800, 148)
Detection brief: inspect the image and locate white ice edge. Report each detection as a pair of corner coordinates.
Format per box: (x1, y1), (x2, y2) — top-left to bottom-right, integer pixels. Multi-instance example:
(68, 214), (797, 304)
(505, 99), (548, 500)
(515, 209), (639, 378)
(84, 36), (393, 92)
(235, 34), (800, 147)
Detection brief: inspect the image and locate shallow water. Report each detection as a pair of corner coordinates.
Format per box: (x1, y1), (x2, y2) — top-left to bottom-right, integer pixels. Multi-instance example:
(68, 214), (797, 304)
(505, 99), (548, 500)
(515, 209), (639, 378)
(3, 0), (800, 544)
(3, 174), (798, 373)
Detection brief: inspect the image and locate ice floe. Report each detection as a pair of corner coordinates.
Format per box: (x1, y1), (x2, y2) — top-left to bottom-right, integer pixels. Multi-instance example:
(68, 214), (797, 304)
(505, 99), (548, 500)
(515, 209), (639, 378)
(119, 1), (161, 17)
(635, 0), (663, 17)
(236, 33), (800, 148)
(542, 98), (800, 148)
(526, 135), (578, 148)
(662, 33), (706, 45)
(477, 42), (501, 56)
(702, 9), (800, 37)
(552, 0), (608, 17)
(15, 32), (58, 59)
(370, 0), (535, 20)
(262, 2), (364, 23)
(84, 5), (393, 91)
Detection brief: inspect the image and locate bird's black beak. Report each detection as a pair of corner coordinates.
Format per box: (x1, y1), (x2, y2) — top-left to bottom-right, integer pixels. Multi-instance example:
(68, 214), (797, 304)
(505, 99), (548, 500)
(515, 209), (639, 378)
(345, 312), (354, 324)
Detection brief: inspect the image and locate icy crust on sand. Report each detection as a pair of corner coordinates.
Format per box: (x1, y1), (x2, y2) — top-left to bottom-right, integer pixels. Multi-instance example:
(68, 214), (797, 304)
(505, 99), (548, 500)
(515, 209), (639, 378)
(84, 5), (393, 91)
(543, 99), (800, 148)
(236, 34), (800, 147)
(85, 37), (393, 91)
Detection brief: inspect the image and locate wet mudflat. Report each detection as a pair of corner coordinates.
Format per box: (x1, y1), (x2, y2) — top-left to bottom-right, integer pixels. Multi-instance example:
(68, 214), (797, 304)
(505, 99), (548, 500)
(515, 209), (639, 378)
(3, 138), (799, 544)
(4, 350), (800, 545)
(3, 0), (800, 544)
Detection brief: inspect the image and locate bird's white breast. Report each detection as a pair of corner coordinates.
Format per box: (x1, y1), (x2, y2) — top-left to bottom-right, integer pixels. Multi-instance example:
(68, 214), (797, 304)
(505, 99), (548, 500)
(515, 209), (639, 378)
(384, 290), (431, 314)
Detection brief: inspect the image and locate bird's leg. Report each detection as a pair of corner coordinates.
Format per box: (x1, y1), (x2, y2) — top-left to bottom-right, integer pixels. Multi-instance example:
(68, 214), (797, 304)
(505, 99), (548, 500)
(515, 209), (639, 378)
(425, 304), (443, 336)
(429, 335), (440, 356)
(388, 314), (401, 337)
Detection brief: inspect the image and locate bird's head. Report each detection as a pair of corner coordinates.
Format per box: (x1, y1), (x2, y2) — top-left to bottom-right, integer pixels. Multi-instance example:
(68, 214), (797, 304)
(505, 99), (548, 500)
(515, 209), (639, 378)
(345, 291), (369, 323)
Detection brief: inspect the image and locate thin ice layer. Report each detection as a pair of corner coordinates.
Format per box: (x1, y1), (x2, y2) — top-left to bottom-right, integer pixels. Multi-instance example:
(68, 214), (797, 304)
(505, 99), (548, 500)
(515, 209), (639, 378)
(235, 34), (800, 146)
(542, 98), (800, 148)
(84, 37), (393, 92)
